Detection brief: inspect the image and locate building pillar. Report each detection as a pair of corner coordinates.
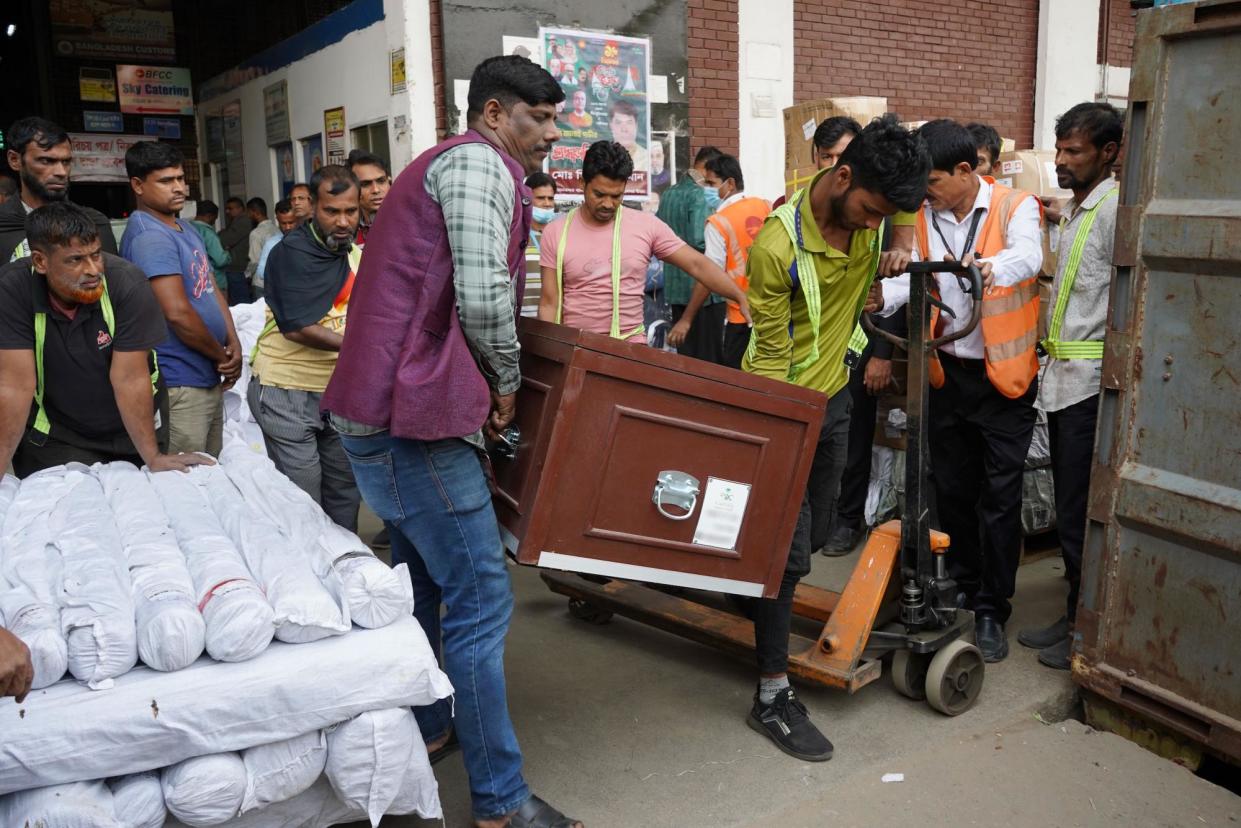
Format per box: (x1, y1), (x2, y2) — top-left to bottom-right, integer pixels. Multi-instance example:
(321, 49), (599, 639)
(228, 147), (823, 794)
(736, 0), (794, 199)
(1034, 0), (1102, 149)
(386, 0), (440, 171)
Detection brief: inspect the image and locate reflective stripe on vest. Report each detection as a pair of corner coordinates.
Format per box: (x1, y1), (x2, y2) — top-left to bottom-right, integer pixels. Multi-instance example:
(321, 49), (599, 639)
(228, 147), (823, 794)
(744, 190), (880, 381)
(1043, 189), (1118, 360)
(706, 196), (772, 325)
(554, 207), (644, 341)
(33, 274), (160, 435)
(915, 183), (1042, 399)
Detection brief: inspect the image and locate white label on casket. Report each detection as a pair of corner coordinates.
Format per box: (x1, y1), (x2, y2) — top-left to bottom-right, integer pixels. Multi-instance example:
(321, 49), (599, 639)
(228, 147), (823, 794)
(692, 477), (752, 551)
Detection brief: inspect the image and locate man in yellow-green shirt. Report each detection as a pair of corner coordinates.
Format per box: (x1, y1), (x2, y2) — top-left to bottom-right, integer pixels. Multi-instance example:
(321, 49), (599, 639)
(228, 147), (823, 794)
(740, 115), (930, 762)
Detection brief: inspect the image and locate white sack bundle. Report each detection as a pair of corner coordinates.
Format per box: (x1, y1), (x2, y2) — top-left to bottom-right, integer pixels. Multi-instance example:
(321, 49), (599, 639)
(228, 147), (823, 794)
(325, 707), (419, 827)
(220, 442), (413, 628)
(148, 469), (274, 662)
(240, 730), (328, 813)
(109, 771), (166, 828)
(96, 462), (205, 672)
(161, 753), (245, 827)
(0, 473), (17, 521)
(0, 587), (68, 690)
(195, 466), (349, 644)
(0, 780), (120, 827)
(52, 468), (138, 688)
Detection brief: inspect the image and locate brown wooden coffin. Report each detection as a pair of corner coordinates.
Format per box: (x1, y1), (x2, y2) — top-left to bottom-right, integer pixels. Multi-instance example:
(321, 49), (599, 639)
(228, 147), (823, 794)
(492, 318), (827, 599)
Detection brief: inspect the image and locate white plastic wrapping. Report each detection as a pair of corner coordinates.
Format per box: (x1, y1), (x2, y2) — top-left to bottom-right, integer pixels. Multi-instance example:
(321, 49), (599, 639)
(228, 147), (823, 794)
(325, 707), (419, 827)
(0, 467), (70, 688)
(110, 771), (166, 828)
(0, 616), (453, 795)
(0, 474), (16, 522)
(0, 780), (120, 827)
(96, 462), (206, 673)
(148, 469), (275, 663)
(221, 442), (414, 628)
(240, 730), (327, 813)
(195, 466), (349, 644)
(162, 753), (245, 827)
(52, 468), (138, 689)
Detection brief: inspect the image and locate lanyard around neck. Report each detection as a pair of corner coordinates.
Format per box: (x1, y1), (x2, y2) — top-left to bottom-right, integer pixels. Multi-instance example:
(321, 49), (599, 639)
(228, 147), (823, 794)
(931, 206), (985, 262)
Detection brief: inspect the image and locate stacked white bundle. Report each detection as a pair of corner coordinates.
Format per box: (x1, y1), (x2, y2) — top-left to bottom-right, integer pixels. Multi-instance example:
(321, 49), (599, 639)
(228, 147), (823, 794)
(0, 780), (119, 827)
(96, 462), (206, 673)
(148, 469), (275, 663)
(325, 707), (424, 827)
(195, 466), (350, 644)
(220, 442), (414, 629)
(162, 753), (247, 827)
(0, 468), (70, 689)
(53, 468), (139, 688)
(240, 731), (328, 814)
(109, 772), (166, 828)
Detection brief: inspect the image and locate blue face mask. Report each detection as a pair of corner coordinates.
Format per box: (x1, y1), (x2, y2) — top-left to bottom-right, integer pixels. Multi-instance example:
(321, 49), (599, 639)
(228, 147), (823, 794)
(702, 185), (722, 210)
(532, 206), (557, 225)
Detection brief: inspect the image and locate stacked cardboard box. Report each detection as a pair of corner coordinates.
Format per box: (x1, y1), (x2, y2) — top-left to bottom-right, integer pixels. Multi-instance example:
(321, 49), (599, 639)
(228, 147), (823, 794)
(995, 149), (1070, 279)
(782, 97), (888, 198)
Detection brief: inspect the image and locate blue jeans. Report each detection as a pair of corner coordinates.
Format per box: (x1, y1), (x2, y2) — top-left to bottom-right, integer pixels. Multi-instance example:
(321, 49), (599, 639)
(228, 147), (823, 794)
(338, 431), (529, 820)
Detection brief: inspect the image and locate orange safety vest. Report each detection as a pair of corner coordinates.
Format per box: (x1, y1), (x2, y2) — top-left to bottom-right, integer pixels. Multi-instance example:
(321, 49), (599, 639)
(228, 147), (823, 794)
(705, 196), (772, 324)
(915, 182), (1042, 399)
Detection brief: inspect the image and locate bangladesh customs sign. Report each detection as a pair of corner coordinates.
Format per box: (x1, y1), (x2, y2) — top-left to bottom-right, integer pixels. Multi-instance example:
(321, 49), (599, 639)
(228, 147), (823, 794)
(117, 65), (194, 116)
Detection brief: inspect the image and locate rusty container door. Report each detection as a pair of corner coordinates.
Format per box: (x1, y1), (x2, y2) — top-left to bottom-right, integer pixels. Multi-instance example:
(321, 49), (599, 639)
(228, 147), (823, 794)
(492, 318), (826, 599)
(1074, 0), (1241, 763)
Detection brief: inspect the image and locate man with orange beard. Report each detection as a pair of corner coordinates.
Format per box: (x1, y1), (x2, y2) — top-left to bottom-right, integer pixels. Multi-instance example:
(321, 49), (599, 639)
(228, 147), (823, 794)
(0, 203), (208, 476)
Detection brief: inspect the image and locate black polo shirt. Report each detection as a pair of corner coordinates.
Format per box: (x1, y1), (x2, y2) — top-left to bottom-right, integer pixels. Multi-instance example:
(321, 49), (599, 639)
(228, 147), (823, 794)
(0, 253), (166, 440)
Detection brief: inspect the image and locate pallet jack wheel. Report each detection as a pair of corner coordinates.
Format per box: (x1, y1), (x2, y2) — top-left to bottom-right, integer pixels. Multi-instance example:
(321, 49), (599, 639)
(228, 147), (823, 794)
(890, 649), (930, 700)
(924, 639), (985, 716)
(567, 598), (613, 625)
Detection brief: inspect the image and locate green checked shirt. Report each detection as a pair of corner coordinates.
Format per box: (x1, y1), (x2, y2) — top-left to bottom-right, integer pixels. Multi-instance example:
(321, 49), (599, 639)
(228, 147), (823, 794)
(656, 176), (721, 307)
(424, 142), (522, 397)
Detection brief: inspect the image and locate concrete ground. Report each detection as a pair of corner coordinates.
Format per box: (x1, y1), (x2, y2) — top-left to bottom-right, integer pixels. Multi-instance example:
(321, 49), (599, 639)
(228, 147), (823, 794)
(348, 513), (1240, 827)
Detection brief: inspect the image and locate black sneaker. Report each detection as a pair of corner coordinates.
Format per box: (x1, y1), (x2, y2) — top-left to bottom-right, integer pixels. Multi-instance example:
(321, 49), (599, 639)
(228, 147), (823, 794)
(1018, 616), (1069, 650)
(747, 687), (834, 762)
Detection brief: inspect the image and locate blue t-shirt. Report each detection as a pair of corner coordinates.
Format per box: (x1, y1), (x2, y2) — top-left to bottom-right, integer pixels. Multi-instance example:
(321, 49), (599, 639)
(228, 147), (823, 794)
(121, 211), (228, 388)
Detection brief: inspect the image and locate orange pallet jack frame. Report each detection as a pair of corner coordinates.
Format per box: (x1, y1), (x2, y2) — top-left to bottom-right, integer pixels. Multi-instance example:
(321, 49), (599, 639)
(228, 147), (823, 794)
(544, 260), (991, 716)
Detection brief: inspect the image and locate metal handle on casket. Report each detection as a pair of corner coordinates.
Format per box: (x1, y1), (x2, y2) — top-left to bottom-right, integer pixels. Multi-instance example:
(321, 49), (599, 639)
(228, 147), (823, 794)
(652, 471), (700, 521)
(861, 261), (985, 353)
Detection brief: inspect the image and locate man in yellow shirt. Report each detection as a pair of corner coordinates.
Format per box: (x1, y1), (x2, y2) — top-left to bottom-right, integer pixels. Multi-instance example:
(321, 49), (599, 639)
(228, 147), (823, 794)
(741, 115), (930, 761)
(250, 164), (362, 530)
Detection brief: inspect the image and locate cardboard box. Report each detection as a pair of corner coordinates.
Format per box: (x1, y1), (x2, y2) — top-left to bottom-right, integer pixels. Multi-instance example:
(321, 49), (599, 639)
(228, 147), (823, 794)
(993, 150), (1071, 199)
(1037, 275), (1053, 342)
(783, 165), (818, 199)
(783, 97), (888, 169)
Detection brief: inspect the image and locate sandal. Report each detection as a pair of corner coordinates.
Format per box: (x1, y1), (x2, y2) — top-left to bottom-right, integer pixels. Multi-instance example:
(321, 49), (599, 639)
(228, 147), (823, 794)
(508, 794), (583, 828)
(427, 730), (460, 766)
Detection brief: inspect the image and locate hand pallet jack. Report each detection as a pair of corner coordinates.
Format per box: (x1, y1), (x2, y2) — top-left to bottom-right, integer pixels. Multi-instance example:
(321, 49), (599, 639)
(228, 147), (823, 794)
(541, 260), (987, 715)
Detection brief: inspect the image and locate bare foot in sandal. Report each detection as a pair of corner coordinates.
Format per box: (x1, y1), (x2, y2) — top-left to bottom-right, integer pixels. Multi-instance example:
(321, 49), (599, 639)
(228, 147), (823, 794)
(475, 794), (583, 828)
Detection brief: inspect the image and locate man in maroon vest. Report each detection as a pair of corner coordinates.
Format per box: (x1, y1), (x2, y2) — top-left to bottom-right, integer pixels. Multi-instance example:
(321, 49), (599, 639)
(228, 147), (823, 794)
(323, 56), (581, 828)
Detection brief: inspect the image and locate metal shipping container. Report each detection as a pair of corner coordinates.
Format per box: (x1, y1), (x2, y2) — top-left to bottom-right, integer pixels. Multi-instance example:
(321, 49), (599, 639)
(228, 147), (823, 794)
(1074, 0), (1241, 763)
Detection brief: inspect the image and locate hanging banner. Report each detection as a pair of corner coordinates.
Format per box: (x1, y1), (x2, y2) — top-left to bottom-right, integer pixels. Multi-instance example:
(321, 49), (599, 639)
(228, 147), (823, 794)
(79, 67), (117, 102)
(264, 80), (290, 146)
(51, 0), (175, 61)
(117, 65), (193, 115)
(540, 27), (651, 198)
(324, 106), (346, 166)
(68, 133), (150, 183)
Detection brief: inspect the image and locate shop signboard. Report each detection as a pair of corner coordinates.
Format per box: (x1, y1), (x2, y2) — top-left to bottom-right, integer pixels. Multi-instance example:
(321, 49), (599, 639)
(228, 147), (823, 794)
(390, 49), (406, 95)
(143, 117), (181, 139)
(324, 106), (346, 165)
(540, 27), (651, 198)
(264, 80), (290, 146)
(117, 65), (193, 115)
(68, 133), (149, 183)
(83, 111), (124, 133)
(79, 67), (117, 102)
(52, 0), (175, 61)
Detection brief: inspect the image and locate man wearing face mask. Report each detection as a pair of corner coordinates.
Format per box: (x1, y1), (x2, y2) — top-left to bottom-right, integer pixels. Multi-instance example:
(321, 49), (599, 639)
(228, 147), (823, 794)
(0, 203), (207, 476)
(668, 153), (770, 368)
(249, 165), (362, 531)
(523, 171), (557, 317)
(321, 55), (584, 828)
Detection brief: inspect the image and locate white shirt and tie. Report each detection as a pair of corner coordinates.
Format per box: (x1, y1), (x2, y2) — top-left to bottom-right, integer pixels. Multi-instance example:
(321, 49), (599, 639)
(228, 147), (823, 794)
(878, 177), (1043, 359)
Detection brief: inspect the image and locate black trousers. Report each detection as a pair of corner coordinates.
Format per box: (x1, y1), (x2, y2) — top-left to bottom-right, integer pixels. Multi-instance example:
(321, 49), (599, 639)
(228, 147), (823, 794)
(753, 391), (852, 674)
(1047, 394), (1098, 623)
(929, 357), (1036, 624)
(225, 270), (252, 305)
(13, 433), (143, 478)
(835, 352), (879, 532)
(722, 322), (751, 370)
(670, 301), (727, 365)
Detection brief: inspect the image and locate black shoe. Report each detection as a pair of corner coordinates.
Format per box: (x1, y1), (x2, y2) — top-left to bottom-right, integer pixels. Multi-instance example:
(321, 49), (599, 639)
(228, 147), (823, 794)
(1018, 616), (1069, 650)
(747, 687), (834, 762)
(975, 615), (1009, 663)
(818, 524), (861, 557)
(371, 527), (390, 548)
(1037, 636), (1072, 670)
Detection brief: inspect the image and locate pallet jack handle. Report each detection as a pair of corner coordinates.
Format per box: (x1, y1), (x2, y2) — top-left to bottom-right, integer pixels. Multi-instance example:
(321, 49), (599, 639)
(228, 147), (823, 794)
(861, 260), (984, 352)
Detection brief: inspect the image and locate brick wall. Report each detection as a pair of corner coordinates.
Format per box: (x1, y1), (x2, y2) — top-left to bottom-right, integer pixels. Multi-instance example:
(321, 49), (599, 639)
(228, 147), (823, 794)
(687, 0), (740, 156)
(791, 0), (1039, 148)
(1099, 0), (1137, 68)
(430, 0), (448, 139)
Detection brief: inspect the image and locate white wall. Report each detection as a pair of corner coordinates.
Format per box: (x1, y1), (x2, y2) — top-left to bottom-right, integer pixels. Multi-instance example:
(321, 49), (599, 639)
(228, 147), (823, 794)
(1034, 0), (1102, 149)
(736, 0), (794, 200)
(385, 0), (439, 170)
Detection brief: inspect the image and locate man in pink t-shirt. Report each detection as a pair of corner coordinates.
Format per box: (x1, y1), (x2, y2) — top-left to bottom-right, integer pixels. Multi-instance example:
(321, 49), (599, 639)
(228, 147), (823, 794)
(539, 141), (747, 342)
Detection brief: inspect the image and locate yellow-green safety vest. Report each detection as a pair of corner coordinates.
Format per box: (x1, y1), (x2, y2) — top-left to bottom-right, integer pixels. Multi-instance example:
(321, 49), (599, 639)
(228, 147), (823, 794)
(1042, 188), (1119, 360)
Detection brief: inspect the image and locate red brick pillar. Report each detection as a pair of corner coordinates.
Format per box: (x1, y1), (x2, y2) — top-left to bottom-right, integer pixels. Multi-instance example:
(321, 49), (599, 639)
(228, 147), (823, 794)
(687, 0), (740, 156)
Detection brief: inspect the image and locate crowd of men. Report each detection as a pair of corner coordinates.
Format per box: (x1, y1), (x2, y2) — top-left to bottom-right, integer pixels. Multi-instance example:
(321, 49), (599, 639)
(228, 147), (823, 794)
(0, 52), (1125, 828)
